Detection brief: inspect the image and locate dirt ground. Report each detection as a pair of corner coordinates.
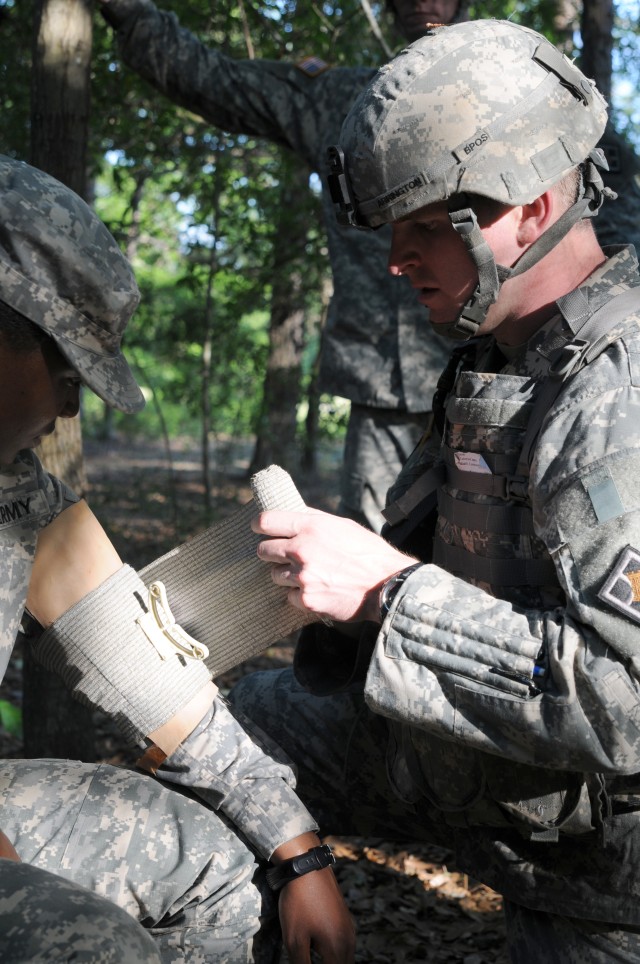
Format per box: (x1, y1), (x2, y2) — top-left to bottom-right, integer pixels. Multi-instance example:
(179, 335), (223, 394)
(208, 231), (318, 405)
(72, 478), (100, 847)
(0, 434), (509, 963)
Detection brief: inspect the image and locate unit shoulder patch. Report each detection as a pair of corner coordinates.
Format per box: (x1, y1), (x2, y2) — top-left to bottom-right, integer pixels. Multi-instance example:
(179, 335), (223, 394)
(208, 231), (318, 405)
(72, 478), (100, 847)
(295, 55), (330, 78)
(598, 545), (640, 625)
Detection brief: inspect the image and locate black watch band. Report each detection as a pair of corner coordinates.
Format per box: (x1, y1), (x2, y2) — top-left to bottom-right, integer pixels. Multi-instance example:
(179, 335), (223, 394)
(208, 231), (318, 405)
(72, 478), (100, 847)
(266, 844), (336, 893)
(379, 563), (422, 622)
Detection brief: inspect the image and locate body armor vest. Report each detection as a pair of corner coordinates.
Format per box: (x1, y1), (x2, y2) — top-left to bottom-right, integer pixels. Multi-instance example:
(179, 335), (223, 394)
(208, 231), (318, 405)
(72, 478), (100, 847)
(379, 286), (640, 840)
(384, 285), (640, 599)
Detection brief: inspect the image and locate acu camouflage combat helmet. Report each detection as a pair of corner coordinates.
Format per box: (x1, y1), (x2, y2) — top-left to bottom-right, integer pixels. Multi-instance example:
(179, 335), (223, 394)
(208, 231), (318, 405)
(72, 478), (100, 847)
(0, 156), (145, 413)
(328, 19), (612, 337)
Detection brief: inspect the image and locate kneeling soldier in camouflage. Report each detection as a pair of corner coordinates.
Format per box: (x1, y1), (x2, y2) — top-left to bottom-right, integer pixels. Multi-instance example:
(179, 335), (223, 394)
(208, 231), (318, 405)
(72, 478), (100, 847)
(232, 19), (640, 962)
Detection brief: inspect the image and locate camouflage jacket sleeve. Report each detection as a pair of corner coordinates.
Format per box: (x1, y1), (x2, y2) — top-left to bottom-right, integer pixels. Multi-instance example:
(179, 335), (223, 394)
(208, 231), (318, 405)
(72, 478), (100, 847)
(100, 0), (370, 168)
(0, 451), (78, 683)
(365, 314), (640, 777)
(156, 695), (317, 859)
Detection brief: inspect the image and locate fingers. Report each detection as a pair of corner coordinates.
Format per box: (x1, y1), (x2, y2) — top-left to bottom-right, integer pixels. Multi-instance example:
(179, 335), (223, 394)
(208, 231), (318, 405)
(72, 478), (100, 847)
(253, 510), (318, 566)
(251, 509), (309, 538)
(256, 537), (295, 567)
(270, 563), (299, 586)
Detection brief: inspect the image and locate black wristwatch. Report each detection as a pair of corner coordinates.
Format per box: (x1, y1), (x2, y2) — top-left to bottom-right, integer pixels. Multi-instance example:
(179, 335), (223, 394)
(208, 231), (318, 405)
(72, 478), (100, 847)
(266, 844), (336, 893)
(379, 563), (422, 622)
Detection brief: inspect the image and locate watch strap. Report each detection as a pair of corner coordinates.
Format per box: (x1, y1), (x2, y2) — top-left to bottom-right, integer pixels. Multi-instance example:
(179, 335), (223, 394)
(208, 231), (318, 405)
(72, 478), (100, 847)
(266, 844), (336, 893)
(379, 563), (422, 622)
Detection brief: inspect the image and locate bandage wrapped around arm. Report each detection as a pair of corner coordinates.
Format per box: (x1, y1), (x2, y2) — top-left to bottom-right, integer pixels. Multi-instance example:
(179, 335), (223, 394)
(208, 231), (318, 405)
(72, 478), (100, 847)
(33, 564), (212, 745)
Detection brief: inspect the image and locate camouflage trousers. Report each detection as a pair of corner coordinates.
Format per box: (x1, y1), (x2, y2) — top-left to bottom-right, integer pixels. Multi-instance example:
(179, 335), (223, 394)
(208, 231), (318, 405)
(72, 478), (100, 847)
(338, 404), (428, 533)
(0, 758), (279, 963)
(229, 668), (640, 964)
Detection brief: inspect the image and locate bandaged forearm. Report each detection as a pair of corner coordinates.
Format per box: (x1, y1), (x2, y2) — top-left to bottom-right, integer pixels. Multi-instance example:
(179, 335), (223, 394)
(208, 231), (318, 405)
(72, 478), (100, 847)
(33, 564), (212, 745)
(159, 696), (318, 859)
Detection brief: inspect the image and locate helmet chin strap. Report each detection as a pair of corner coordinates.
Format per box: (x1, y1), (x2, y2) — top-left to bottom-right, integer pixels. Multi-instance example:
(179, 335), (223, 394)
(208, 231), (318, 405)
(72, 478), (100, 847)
(432, 150), (614, 342)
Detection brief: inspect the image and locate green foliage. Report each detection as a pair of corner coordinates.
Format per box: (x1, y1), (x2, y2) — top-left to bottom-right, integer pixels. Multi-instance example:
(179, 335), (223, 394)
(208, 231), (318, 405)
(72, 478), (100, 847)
(0, 0), (31, 159)
(612, 2), (640, 142)
(4, 0), (640, 455)
(86, 0), (337, 446)
(0, 698), (22, 738)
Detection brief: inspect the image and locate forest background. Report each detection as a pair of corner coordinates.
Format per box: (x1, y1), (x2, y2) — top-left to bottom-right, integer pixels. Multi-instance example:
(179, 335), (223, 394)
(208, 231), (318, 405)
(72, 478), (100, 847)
(3, 0), (638, 502)
(0, 3), (638, 958)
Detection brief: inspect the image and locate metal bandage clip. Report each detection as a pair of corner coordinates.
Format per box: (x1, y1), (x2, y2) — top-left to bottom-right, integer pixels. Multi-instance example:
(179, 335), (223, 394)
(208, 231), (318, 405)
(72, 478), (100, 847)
(137, 581), (209, 662)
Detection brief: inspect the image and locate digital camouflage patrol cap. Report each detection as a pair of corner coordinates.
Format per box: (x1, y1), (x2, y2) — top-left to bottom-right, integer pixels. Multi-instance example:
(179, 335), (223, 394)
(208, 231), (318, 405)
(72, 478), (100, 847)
(0, 156), (145, 413)
(328, 20), (611, 337)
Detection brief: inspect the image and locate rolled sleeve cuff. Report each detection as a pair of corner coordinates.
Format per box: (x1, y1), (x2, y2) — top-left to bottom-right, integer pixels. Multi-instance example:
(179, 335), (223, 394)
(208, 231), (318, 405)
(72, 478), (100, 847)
(366, 563), (544, 733)
(159, 696), (317, 859)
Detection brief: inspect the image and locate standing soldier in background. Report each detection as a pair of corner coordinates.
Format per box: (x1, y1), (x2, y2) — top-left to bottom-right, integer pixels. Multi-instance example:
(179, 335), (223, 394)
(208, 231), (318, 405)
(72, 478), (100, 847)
(597, 122), (640, 251)
(96, 0), (462, 533)
(96, 0), (640, 533)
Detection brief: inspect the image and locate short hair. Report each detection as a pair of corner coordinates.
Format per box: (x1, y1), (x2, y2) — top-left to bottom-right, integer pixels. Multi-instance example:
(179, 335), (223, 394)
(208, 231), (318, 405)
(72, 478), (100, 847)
(465, 194), (511, 227)
(0, 301), (49, 353)
(468, 163), (587, 228)
(554, 164), (584, 207)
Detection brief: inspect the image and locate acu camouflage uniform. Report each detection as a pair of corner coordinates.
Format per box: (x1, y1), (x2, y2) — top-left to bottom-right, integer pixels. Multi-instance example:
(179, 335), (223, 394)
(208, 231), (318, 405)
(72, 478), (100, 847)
(0, 449), (322, 962)
(232, 245), (640, 961)
(99, 0), (453, 529)
(0, 449), (324, 961)
(232, 20), (640, 960)
(596, 122), (640, 255)
(99, 2), (640, 531)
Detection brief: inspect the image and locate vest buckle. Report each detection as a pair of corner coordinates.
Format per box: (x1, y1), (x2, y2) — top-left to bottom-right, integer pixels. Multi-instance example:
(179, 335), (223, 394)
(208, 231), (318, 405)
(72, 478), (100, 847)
(504, 475), (529, 503)
(548, 338), (590, 379)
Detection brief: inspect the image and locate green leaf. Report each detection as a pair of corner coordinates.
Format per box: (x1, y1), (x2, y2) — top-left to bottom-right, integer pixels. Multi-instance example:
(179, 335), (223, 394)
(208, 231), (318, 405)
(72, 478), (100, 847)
(0, 699), (22, 737)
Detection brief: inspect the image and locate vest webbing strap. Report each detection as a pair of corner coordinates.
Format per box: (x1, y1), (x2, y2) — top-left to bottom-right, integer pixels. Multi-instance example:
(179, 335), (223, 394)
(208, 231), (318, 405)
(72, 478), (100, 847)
(383, 285), (640, 553)
(382, 464), (446, 526)
(437, 489), (535, 536)
(381, 342), (477, 533)
(516, 285), (640, 480)
(433, 540), (557, 586)
(444, 462), (528, 500)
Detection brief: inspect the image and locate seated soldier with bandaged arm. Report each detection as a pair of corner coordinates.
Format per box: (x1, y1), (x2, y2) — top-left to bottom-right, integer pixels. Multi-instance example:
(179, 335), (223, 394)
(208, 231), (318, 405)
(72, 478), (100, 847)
(0, 156), (354, 964)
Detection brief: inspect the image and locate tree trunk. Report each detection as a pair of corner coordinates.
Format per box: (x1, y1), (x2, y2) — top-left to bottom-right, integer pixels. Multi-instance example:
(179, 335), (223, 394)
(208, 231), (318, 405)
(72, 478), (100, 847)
(552, 0), (580, 54)
(34, 417), (87, 494)
(23, 0), (94, 762)
(200, 156), (224, 522)
(302, 276), (332, 474)
(580, 0), (613, 102)
(249, 158), (311, 474)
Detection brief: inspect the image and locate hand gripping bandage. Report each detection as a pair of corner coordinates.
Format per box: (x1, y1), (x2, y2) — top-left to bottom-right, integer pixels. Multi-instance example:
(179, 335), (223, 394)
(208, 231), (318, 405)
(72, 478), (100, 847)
(139, 464), (315, 678)
(33, 466), (314, 743)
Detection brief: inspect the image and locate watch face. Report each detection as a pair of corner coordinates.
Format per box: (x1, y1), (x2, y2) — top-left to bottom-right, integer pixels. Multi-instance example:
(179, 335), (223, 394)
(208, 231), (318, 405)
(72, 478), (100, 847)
(381, 564), (422, 619)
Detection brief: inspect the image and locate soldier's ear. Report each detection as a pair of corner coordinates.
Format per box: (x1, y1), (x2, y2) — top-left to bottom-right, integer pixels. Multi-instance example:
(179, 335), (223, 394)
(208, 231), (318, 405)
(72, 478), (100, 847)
(517, 192), (554, 246)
